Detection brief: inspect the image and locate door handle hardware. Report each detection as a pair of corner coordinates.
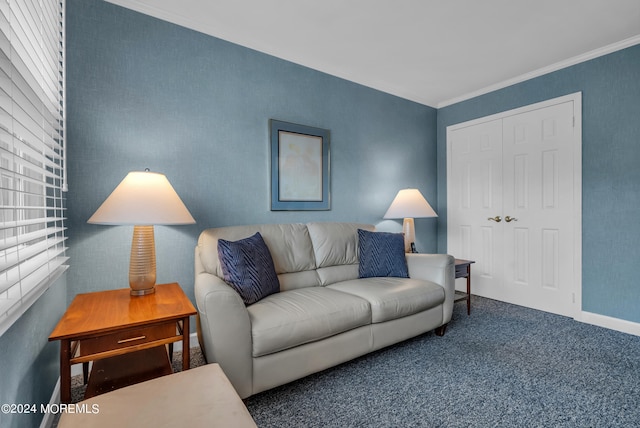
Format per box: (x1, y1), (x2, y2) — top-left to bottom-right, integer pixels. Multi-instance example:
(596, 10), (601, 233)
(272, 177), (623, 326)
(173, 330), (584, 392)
(505, 216), (518, 223)
(487, 216), (502, 223)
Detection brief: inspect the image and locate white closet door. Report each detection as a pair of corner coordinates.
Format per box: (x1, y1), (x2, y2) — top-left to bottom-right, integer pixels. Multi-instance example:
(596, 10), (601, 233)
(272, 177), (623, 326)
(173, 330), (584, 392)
(448, 119), (504, 298)
(447, 94), (581, 318)
(502, 101), (576, 316)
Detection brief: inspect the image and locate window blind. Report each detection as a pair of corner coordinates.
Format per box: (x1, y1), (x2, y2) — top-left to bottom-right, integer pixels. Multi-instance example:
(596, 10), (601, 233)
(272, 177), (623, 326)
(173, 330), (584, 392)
(0, 0), (67, 337)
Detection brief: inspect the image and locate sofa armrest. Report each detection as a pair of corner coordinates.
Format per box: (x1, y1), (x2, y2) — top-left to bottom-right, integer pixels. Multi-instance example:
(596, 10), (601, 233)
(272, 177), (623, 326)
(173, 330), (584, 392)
(406, 253), (455, 324)
(194, 272), (253, 398)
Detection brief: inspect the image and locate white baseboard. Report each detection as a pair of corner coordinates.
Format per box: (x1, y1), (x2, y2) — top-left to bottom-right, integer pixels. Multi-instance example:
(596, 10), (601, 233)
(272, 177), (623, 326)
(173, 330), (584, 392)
(39, 378), (60, 428)
(578, 311), (640, 337)
(460, 285), (640, 337)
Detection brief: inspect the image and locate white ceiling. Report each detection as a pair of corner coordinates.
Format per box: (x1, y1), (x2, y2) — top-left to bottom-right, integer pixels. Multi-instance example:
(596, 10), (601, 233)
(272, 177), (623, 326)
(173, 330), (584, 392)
(105, 0), (640, 107)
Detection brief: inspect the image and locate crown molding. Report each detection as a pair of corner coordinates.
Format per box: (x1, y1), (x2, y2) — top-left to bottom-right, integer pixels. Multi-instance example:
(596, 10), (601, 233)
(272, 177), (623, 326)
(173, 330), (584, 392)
(437, 35), (640, 108)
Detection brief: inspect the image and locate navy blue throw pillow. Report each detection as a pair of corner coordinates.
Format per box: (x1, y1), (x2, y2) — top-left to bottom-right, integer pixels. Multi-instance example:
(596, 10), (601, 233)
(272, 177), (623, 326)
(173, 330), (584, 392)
(217, 232), (280, 305)
(358, 229), (409, 278)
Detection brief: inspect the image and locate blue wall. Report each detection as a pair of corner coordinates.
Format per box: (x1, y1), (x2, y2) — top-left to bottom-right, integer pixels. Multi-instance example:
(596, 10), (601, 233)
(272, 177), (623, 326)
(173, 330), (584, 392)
(0, 276), (66, 428)
(65, 0), (438, 304)
(437, 44), (640, 323)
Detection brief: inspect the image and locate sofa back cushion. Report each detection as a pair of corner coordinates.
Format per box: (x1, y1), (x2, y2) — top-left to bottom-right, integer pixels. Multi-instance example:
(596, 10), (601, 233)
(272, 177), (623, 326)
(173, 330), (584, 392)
(198, 223), (320, 290)
(307, 222), (374, 285)
(198, 222), (378, 291)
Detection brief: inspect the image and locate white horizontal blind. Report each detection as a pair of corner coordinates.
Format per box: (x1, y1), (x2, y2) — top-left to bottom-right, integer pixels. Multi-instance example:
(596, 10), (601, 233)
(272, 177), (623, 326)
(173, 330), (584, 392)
(0, 0), (67, 336)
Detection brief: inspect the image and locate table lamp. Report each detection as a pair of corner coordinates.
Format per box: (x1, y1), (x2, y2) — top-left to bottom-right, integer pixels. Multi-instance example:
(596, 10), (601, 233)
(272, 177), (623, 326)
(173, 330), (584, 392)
(383, 188), (437, 253)
(88, 170), (195, 296)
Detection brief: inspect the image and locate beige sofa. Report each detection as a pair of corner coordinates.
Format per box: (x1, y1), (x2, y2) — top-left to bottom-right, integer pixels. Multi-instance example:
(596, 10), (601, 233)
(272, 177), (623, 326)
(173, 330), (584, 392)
(194, 222), (455, 399)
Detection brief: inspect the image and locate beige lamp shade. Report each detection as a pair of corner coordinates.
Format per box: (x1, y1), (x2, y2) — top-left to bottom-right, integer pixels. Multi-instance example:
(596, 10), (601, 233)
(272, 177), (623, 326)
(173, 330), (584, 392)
(88, 171), (195, 225)
(88, 171), (195, 295)
(383, 188), (437, 220)
(384, 188), (437, 253)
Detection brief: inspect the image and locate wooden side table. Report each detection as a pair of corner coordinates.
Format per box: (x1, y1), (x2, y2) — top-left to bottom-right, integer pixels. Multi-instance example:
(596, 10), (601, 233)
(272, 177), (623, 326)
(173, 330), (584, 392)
(453, 259), (475, 315)
(49, 282), (197, 403)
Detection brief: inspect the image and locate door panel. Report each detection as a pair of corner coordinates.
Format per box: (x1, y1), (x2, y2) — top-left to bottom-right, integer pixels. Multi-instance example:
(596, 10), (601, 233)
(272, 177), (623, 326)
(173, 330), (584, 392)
(448, 119), (503, 299)
(502, 101), (574, 316)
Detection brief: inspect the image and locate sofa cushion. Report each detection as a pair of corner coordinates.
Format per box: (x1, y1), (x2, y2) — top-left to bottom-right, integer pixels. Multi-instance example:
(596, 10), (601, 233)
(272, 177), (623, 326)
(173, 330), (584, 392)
(328, 277), (444, 323)
(217, 232), (280, 305)
(358, 229), (409, 278)
(308, 222), (374, 286)
(247, 287), (371, 357)
(308, 222), (374, 268)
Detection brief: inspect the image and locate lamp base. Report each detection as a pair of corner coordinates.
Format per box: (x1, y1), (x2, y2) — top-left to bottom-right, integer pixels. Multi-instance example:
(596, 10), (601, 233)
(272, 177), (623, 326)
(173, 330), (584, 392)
(130, 287), (156, 296)
(129, 225), (157, 296)
(402, 217), (416, 253)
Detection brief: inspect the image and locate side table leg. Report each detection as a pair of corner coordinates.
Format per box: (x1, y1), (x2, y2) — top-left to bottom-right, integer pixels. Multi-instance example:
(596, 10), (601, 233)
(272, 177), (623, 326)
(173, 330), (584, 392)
(182, 317), (190, 371)
(83, 362), (89, 385)
(466, 265), (471, 315)
(60, 339), (71, 404)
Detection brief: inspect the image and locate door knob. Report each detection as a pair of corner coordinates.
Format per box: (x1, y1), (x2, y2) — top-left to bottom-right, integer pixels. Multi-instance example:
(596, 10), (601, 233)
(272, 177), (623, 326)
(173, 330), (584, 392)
(505, 216), (518, 222)
(487, 216), (502, 222)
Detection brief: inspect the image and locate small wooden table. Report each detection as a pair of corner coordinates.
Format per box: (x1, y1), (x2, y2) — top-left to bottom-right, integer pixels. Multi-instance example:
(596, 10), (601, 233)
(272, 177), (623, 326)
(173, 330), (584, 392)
(49, 283), (197, 403)
(454, 259), (475, 315)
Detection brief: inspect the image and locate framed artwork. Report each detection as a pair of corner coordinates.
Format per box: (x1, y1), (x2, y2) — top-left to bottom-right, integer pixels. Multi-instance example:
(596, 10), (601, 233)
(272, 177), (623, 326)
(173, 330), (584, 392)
(270, 120), (330, 210)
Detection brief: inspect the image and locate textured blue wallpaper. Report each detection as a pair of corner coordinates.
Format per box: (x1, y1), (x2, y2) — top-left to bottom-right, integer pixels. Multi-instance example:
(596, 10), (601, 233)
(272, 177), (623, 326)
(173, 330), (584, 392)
(0, 276), (66, 428)
(65, 0), (437, 303)
(437, 44), (640, 323)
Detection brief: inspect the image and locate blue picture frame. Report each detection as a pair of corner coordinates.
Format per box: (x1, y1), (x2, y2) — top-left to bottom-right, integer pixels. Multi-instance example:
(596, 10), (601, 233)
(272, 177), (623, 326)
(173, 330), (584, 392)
(270, 120), (330, 211)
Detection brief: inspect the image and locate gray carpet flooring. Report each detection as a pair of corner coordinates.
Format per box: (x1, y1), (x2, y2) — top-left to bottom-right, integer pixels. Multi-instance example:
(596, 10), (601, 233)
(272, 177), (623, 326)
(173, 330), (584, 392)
(68, 297), (640, 427)
(243, 297), (640, 427)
